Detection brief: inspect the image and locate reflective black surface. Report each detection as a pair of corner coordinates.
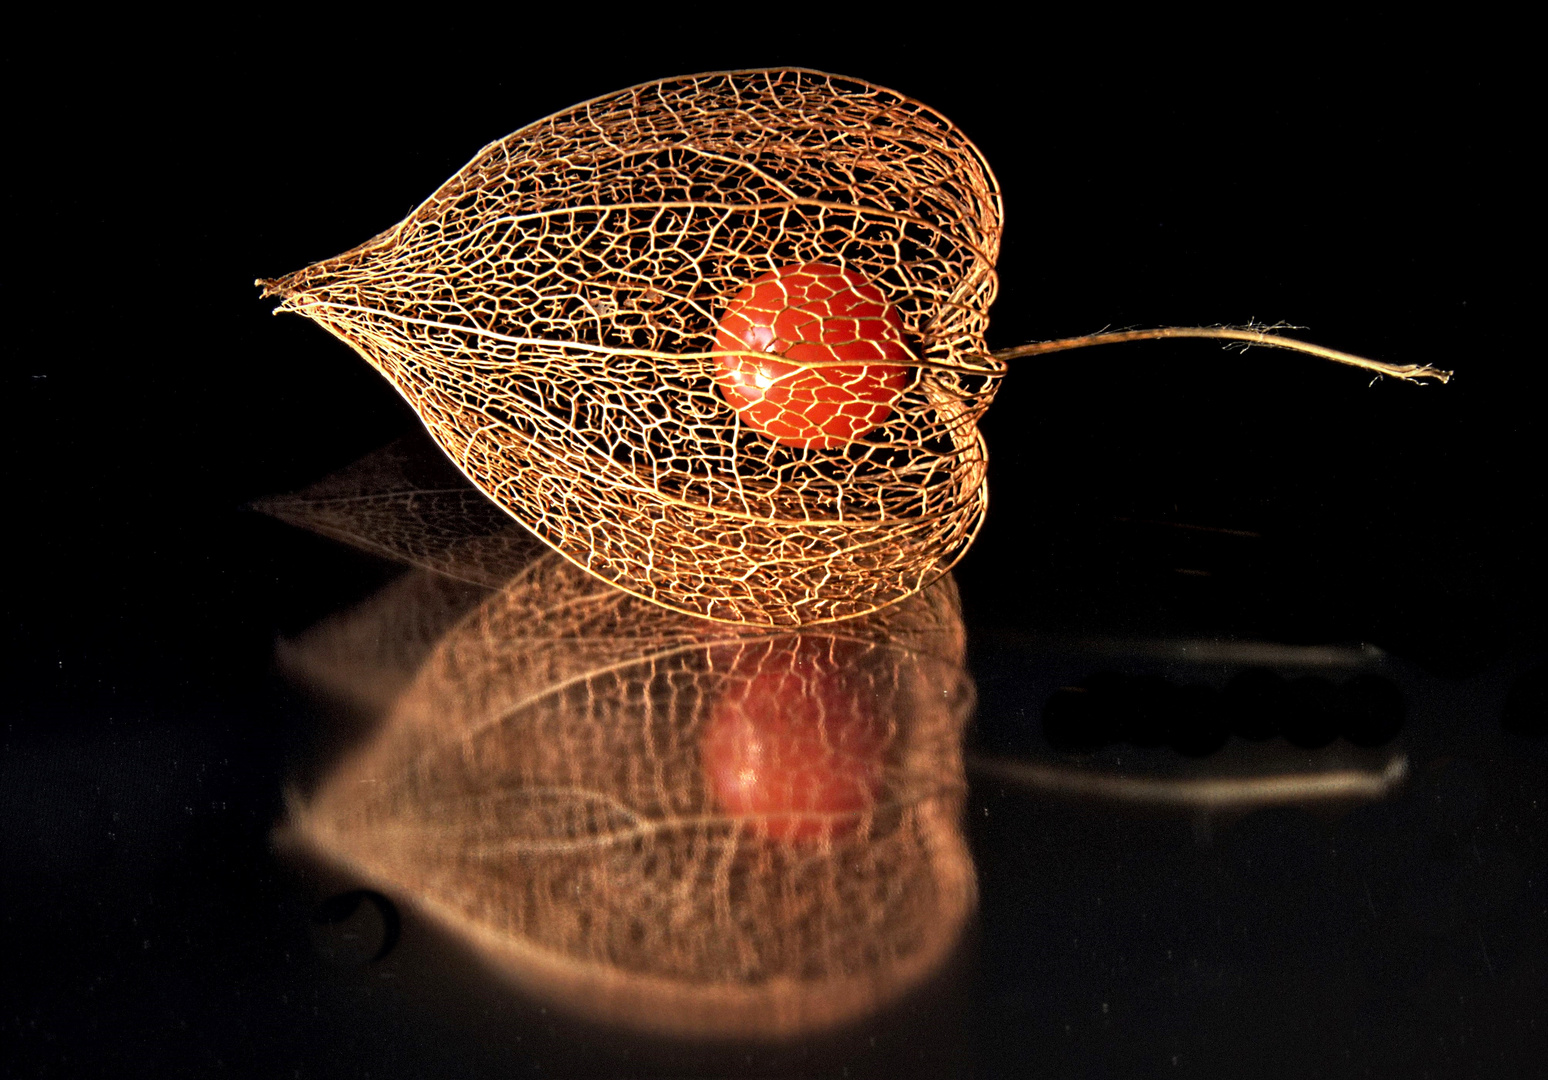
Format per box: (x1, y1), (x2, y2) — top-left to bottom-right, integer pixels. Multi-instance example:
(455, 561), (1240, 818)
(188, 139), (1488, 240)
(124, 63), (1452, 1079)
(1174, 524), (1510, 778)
(8, 19), (1541, 1079)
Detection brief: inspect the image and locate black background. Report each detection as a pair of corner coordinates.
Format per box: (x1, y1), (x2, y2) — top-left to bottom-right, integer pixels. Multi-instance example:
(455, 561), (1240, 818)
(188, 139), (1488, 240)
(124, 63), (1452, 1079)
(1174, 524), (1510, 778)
(5, 15), (1541, 1078)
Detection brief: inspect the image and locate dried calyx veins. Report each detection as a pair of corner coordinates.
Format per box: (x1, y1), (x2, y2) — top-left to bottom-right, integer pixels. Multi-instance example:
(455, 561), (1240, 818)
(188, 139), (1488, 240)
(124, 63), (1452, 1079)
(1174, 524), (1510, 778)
(257, 69), (1002, 627)
(714, 262), (912, 450)
(701, 636), (890, 840)
(257, 69), (1448, 628)
(284, 542), (976, 1038)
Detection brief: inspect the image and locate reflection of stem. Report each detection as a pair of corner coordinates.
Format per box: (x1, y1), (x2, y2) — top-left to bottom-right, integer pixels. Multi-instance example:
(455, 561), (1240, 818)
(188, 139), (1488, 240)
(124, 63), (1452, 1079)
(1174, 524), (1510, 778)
(967, 753), (1408, 809)
(991, 327), (1452, 384)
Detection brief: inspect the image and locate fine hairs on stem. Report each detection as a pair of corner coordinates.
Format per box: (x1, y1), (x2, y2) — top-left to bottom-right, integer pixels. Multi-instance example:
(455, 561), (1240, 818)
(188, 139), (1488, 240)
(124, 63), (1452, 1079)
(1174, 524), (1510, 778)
(991, 323), (1453, 384)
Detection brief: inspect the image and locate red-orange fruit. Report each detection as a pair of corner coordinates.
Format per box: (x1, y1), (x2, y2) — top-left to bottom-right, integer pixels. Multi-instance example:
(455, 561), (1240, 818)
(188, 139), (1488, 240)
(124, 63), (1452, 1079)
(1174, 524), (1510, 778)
(713, 262), (912, 450)
(700, 638), (888, 842)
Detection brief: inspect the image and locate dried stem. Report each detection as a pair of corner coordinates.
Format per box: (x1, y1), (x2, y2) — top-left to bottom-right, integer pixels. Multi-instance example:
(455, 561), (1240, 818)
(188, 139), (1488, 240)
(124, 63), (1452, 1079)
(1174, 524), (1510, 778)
(991, 325), (1452, 384)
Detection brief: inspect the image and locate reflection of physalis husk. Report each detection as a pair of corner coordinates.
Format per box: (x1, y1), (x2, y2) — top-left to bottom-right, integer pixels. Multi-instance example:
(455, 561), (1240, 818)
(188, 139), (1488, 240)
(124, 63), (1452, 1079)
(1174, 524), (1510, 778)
(265, 435), (548, 714)
(278, 569), (491, 717)
(289, 552), (975, 1038)
(255, 436), (545, 591)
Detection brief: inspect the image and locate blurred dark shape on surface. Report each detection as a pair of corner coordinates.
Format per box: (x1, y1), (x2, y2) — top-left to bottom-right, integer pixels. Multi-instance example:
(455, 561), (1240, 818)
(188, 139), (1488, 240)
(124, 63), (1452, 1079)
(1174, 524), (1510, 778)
(1042, 668), (1405, 754)
(310, 889), (399, 966)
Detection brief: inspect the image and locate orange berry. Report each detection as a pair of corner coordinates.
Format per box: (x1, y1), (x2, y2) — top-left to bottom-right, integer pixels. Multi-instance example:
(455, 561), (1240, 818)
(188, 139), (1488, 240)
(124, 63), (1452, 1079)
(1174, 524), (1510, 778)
(700, 638), (888, 842)
(713, 262), (911, 450)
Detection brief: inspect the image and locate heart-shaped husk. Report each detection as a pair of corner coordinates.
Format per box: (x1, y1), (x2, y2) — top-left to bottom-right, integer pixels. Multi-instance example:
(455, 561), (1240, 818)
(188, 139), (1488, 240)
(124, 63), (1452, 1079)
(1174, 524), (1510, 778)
(259, 69), (1003, 626)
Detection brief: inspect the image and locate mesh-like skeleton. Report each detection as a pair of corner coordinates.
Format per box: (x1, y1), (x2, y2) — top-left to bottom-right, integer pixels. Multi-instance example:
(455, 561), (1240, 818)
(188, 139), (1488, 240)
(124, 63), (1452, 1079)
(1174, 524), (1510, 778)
(287, 549), (975, 1037)
(259, 69), (1002, 627)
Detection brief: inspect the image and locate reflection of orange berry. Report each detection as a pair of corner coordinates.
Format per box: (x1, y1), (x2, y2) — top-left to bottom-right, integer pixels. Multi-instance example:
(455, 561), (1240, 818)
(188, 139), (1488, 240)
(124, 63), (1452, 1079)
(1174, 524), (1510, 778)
(713, 262), (911, 450)
(700, 638), (889, 842)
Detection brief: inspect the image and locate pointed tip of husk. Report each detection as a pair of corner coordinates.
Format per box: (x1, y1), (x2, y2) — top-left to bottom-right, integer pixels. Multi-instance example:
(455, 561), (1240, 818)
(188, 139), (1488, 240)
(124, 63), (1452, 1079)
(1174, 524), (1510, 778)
(255, 274), (319, 316)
